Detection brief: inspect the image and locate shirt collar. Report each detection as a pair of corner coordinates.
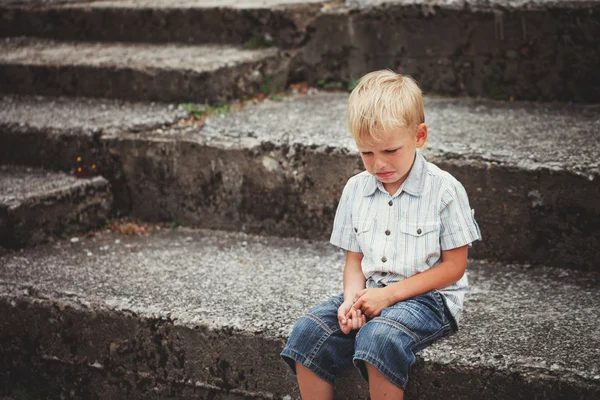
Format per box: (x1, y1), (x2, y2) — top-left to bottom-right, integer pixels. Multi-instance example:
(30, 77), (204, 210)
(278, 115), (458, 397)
(362, 151), (427, 198)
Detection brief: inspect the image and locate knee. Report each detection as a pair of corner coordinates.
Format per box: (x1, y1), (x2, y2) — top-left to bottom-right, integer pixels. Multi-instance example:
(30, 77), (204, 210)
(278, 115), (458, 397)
(290, 313), (332, 341)
(355, 320), (390, 349)
(355, 319), (413, 359)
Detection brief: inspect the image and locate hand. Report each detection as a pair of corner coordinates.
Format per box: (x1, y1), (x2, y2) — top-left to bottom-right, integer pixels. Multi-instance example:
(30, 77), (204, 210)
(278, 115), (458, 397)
(346, 287), (394, 320)
(337, 299), (367, 335)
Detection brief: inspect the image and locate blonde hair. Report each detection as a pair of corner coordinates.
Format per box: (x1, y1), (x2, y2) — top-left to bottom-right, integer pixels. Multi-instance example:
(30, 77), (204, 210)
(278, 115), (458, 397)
(348, 70), (424, 144)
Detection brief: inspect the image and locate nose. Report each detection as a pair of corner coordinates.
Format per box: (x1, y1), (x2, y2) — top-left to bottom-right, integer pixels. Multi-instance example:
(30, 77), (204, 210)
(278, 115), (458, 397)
(373, 155), (387, 170)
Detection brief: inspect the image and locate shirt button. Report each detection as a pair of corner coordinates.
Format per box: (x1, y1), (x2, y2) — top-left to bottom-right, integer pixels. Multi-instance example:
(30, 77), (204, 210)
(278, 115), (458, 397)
(354, 227), (358, 233)
(417, 228), (422, 234)
(388, 200), (393, 206)
(381, 256), (387, 263)
(385, 230), (391, 236)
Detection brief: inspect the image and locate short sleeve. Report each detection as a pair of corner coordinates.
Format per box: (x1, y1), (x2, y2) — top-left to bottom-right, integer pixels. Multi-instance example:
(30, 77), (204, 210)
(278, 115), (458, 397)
(329, 178), (361, 252)
(439, 180), (482, 250)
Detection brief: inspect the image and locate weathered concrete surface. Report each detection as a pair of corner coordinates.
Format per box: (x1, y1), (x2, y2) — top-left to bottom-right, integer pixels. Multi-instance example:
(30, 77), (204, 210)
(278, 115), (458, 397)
(1, 0), (598, 102)
(0, 0), (327, 48)
(295, 1), (600, 102)
(1, 92), (599, 269)
(0, 0), (326, 7)
(0, 228), (598, 399)
(108, 92), (600, 270)
(0, 37), (289, 103)
(0, 165), (112, 248)
(0, 95), (187, 170)
(0, 94), (187, 211)
(348, 0), (600, 9)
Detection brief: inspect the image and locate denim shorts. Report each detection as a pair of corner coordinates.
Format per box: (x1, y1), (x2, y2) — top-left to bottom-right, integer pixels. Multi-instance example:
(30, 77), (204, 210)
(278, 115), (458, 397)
(280, 289), (457, 390)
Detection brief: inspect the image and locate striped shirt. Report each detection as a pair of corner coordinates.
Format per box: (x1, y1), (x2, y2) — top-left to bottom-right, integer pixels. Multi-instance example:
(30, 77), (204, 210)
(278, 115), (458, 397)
(330, 150), (481, 324)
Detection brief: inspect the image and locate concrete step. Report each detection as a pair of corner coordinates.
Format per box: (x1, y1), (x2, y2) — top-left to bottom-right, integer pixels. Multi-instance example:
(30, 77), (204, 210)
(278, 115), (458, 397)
(0, 37), (289, 102)
(1, 0), (599, 102)
(2, 92), (598, 270)
(302, 0), (600, 102)
(0, 228), (598, 399)
(0, 94), (188, 211)
(0, 0), (326, 48)
(0, 165), (112, 248)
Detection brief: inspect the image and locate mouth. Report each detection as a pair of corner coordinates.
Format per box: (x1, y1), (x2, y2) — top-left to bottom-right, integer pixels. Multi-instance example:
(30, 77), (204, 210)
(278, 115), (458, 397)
(376, 171), (395, 179)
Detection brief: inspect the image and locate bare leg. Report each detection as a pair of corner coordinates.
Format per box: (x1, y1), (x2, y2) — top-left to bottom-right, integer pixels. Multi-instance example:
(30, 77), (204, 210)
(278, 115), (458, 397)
(296, 363), (334, 400)
(366, 362), (404, 400)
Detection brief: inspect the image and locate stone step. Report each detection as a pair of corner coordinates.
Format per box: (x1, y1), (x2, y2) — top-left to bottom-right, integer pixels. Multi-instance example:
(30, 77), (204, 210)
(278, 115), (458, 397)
(0, 94), (188, 211)
(0, 165), (112, 248)
(0, 0), (326, 48)
(0, 228), (598, 399)
(0, 37), (289, 102)
(300, 0), (600, 102)
(1, 0), (599, 102)
(1, 92), (598, 270)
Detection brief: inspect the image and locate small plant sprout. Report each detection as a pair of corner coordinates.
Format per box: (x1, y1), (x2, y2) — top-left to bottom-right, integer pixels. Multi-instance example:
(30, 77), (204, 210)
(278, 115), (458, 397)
(181, 103), (230, 120)
(260, 73), (282, 98)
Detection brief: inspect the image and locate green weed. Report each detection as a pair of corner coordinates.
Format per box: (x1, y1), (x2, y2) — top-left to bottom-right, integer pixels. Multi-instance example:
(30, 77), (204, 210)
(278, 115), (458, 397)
(317, 79), (344, 90)
(347, 78), (360, 92)
(181, 103), (230, 120)
(260, 73), (282, 98)
(169, 220), (182, 229)
(243, 33), (273, 50)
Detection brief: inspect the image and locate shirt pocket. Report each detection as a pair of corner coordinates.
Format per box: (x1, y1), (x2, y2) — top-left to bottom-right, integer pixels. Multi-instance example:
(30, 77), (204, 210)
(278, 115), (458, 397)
(399, 220), (438, 237)
(352, 218), (375, 254)
(398, 219), (440, 270)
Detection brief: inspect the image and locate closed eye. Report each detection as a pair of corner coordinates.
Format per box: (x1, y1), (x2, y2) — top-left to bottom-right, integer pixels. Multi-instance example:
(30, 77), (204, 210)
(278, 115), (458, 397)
(361, 151), (373, 156)
(384, 148), (400, 154)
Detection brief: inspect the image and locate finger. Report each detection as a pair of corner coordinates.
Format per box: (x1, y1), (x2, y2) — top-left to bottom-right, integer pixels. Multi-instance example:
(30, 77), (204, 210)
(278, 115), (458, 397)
(338, 304), (350, 325)
(352, 310), (359, 330)
(345, 305), (356, 320)
(346, 302), (360, 320)
(351, 298), (364, 315)
(355, 313), (363, 329)
(340, 319), (352, 334)
(357, 314), (366, 328)
(338, 311), (347, 326)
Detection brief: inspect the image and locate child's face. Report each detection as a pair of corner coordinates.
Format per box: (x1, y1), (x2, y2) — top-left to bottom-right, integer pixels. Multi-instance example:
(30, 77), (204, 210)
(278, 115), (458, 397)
(356, 123), (427, 195)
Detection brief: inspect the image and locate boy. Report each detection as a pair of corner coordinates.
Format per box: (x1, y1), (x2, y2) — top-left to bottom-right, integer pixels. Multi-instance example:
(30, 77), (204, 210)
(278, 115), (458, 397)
(280, 70), (481, 400)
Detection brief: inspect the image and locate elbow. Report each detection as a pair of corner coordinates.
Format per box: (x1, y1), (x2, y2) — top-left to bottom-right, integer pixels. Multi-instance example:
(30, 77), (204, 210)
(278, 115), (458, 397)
(451, 260), (467, 283)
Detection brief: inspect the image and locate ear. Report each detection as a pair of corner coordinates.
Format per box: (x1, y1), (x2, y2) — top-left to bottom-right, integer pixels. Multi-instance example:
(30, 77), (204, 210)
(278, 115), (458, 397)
(415, 123), (428, 148)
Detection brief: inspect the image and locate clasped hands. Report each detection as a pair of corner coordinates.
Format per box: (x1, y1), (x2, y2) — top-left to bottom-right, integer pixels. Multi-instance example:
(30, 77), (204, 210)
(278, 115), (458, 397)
(337, 287), (393, 335)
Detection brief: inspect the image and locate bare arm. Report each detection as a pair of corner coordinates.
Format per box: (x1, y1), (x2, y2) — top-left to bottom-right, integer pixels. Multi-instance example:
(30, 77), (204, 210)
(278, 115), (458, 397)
(337, 251), (367, 334)
(387, 245), (468, 303)
(343, 250), (366, 302)
(349, 245), (468, 318)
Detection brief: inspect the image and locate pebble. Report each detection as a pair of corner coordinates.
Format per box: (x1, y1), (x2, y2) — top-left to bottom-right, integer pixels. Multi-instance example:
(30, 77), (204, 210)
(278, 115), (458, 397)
(70, 237), (79, 243)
